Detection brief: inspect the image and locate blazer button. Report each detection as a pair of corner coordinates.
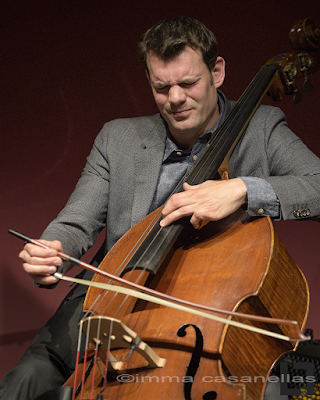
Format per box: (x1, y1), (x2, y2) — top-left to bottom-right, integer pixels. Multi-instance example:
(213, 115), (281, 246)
(258, 208), (264, 215)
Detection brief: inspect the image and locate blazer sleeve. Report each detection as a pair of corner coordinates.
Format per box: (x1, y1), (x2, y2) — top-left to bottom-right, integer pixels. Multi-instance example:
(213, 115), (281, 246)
(41, 123), (111, 265)
(230, 105), (320, 221)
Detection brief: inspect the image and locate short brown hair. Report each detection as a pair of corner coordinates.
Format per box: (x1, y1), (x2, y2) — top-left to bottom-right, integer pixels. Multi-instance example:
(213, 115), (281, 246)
(138, 16), (218, 72)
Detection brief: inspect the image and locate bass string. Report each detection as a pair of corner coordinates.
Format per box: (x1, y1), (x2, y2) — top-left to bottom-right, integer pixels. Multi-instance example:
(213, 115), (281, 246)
(96, 68), (269, 294)
(75, 64), (279, 364)
(80, 117), (221, 319)
(185, 65), (278, 186)
(82, 206), (165, 319)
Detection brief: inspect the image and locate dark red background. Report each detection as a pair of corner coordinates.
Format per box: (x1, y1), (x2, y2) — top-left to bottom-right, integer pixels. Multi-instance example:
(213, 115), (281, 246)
(1, 0), (320, 380)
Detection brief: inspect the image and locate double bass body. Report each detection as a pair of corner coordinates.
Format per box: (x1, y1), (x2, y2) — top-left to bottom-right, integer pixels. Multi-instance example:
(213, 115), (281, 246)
(76, 208), (308, 400)
(63, 18), (320, 400)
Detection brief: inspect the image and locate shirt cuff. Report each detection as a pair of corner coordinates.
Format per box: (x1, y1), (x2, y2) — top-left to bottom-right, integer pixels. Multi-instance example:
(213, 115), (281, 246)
(240, 177), (280, 219)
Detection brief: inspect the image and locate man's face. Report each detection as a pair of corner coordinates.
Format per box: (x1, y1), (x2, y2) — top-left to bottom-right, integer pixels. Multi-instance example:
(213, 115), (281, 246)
(146, 46), (225, 149)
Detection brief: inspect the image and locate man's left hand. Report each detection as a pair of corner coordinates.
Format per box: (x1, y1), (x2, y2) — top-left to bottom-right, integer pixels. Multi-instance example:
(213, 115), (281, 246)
(160, 178), (248, 229)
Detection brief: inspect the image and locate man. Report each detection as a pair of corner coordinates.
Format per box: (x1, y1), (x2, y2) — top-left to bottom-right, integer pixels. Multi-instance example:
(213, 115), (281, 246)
(1, 16), (319, 400)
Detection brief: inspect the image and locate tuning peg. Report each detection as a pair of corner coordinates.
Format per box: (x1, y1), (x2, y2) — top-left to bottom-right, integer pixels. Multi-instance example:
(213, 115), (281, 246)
(302, 75), (313, 92)
(293, 88), (303, 104)
(283, 61), (300, 102)
(297, 53), (313, 93)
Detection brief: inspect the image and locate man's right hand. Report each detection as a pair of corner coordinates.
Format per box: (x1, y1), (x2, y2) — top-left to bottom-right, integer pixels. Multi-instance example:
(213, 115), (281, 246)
(19, 240), (63, 286)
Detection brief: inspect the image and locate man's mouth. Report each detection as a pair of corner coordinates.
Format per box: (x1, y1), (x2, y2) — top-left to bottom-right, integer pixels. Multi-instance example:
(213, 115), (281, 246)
(172, 109), (191, 118)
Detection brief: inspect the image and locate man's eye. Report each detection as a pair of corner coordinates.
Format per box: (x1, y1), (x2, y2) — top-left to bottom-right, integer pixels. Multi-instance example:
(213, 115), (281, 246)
(182, 81), (197, 87)
(155, 86), (168, 92)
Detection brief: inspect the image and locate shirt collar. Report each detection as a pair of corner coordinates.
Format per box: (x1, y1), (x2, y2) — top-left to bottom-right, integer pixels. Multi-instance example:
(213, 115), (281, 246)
(163, 91), (226, 162)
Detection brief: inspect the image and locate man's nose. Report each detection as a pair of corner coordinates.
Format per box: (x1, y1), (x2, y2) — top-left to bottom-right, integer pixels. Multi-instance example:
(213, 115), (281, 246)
(168, 85), (186, 105)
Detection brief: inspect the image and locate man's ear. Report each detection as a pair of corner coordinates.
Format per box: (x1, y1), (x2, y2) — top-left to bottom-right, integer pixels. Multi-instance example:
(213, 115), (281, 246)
(211, 56), (226, 89)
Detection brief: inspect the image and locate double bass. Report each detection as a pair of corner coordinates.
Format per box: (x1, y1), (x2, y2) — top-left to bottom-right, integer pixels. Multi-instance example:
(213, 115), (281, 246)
(13, 18), (320, 400)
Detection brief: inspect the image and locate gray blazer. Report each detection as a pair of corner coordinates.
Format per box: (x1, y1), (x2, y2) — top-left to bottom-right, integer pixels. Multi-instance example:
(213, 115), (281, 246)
(42, 95), (320, 272)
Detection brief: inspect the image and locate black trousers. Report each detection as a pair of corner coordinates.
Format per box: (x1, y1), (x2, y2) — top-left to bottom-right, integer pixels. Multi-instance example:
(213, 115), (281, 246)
(0, 294), (86, 400)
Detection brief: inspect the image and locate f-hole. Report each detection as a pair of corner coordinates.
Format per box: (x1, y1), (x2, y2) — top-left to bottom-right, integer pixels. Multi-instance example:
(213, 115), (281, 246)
(177, 324), (218, 400)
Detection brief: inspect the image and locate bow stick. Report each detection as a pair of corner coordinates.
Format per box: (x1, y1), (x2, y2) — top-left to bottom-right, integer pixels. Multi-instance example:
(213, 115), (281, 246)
(9, 229), (310, 342)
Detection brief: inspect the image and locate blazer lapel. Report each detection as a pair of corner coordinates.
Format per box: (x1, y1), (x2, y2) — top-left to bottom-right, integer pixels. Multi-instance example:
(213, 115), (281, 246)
(131, 115), (166, 227)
